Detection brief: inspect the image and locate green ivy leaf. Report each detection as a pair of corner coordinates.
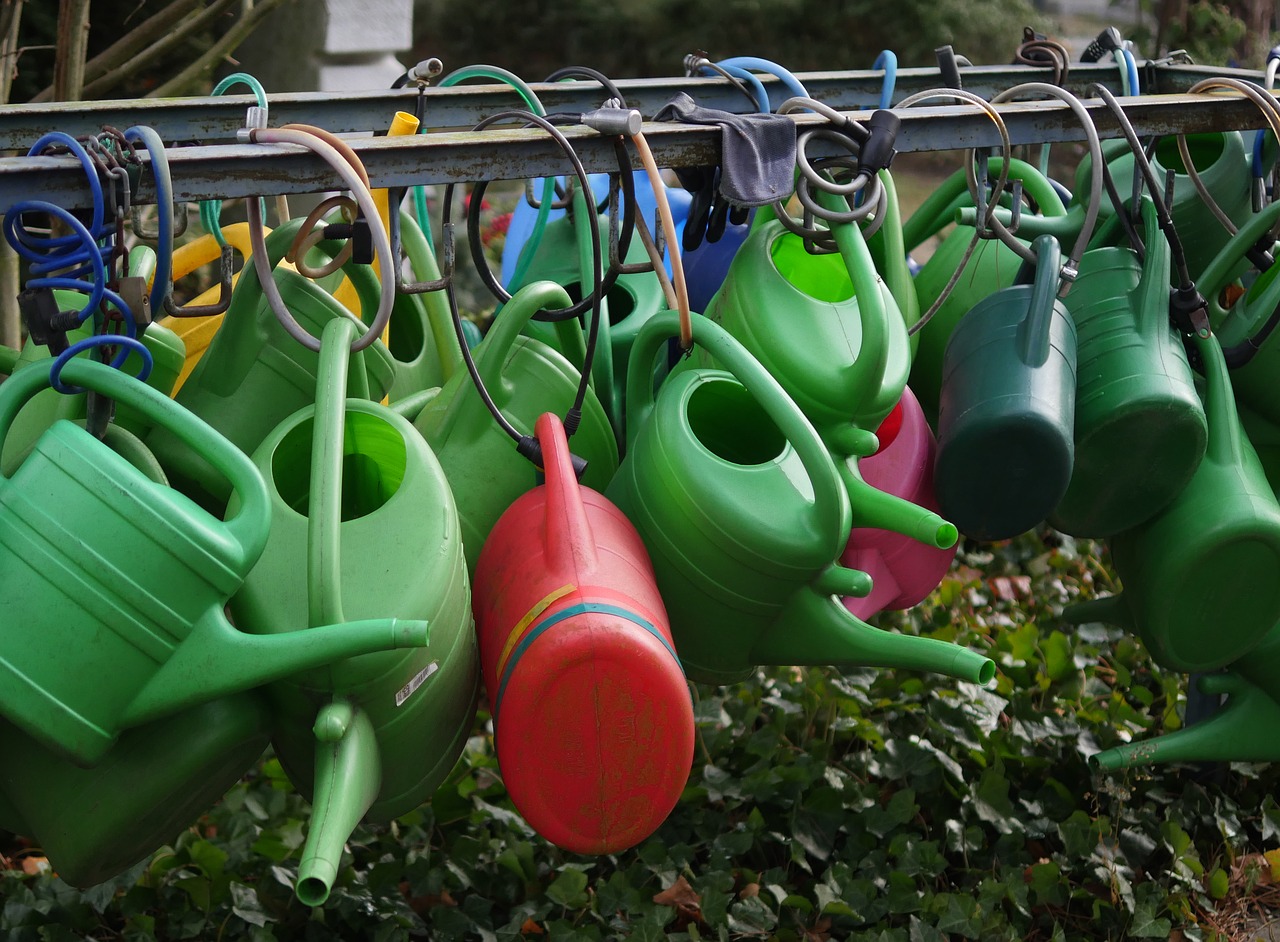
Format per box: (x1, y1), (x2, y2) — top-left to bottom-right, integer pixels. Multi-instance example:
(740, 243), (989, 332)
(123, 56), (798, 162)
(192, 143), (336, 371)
(546, 869), (589, 909)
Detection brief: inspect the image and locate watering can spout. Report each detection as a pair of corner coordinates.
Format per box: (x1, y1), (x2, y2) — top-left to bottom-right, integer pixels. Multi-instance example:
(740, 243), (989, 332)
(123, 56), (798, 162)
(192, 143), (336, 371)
(751, 567), (995, 684)
(839, 460), (959, 549)
(1091, 674), (1280, 770)
(1061, 594), (1132, 631)
(120, 616), (431, 729)
(295, 701), (382, 906)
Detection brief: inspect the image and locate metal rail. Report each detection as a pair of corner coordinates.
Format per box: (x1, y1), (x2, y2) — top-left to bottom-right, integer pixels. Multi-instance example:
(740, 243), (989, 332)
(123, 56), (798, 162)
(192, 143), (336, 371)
(0, 64), (1274, 211)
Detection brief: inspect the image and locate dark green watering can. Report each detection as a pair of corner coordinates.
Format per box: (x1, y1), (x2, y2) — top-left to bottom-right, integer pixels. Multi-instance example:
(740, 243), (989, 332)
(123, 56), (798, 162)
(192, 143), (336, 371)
(415, 280), (618, 572)
(1050, 197), (1207, 537)
(700, 211), (908, 444)
(0, 357), (431, 766)
(147, 222), (395, 510)
(229, 315), (478, 905)
(1065, 331), (1280, 672)
(1072, 133), (1253, 282)
(935, 235), (1078, 541)
(606, 310), (994, 687)
(0, 693), (271, 887)
(909, 159), (1068, 424)
(1200, 196), (1280, 427)
(1091, 623), (1280, 769)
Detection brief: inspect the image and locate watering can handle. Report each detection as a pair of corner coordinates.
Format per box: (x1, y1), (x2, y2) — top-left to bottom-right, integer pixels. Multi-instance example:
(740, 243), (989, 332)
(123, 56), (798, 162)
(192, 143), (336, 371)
(0, 358), (271, 565)
(535, 411), (598, 572)
(1133, 196), (1173, 336)
(626, 310), (851, 547)
(1197, 197), (1280, 311)
(1016, 235), (1064, 366)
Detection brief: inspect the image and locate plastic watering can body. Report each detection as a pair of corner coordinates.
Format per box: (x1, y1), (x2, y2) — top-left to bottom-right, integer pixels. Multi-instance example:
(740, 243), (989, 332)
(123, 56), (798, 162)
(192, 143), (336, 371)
(473, 412), (693, 854)
(148, 223), (395, 510)
(841, 386), (956, 620)
(386, 210), (461, 402)
(1051, 197), (1207, 537)
(1072, 331), (1280, 673)
(935, 235), (1078, 541)
(606, 311), (994, 688)
(1072, 133), (1252, 282)
(909, 158), (1068, 424)
(0, 692), (271, 888)
(0, 359), (422, 766)
(415, 281), (618, 573)
(702, 217), (909, 437)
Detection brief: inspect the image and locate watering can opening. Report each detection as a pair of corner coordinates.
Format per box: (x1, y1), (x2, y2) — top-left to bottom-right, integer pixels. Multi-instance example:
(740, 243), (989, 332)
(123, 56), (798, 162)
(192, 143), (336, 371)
(559, 280), (639, 326)
(1153, 133), (1224, 175)
(387, 300), (427, 361)
(770, 233), (855, 303)
(271, 412), (407, 521)
(687, 380), (788, 466)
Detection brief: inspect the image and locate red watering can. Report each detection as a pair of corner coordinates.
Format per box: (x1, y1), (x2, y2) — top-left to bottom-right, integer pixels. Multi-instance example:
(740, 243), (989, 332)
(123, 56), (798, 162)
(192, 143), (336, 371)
(472, 412), (694, 855)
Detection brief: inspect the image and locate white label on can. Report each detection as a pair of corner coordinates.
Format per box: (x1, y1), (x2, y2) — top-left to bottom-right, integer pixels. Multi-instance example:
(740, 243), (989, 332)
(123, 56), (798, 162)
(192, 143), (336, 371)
(395, 661), (440, 706)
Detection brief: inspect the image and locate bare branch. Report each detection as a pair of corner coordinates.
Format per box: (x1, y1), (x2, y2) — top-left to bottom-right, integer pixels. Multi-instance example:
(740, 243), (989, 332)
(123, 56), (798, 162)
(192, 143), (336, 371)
(148, 0), (292, 99)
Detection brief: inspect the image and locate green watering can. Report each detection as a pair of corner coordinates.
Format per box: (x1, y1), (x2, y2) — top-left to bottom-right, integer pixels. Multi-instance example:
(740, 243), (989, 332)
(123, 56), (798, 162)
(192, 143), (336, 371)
(1199, 196), (1280, 427)
(934, 235), (1077, 541)
(415, 280), (618, 573)
(1065, 332), (1280, 672)
(909, 158), (1068, 424)
(1072, 133), (1253, 283)
(1091, 623), (1280, 769)
(701, 210), (908, 445)
(0, 357), (429, 766)
(229, 315), (478, 905)
(386, 210), (461, 402)
(147, 222), (395, 510)
(0, 693), (271, 887)
(1050, 197), (1207, 537)
(864, 170), (920, 354)
(606, 310), (994, 687)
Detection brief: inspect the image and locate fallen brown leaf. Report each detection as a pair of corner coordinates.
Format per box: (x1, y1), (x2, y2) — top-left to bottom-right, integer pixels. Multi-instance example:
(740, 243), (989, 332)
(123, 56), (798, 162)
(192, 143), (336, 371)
(520, 917), (545, 935)
(653, 875), (703, 922)
(21, 855), (48, 876)
(739, 882), (760, 899)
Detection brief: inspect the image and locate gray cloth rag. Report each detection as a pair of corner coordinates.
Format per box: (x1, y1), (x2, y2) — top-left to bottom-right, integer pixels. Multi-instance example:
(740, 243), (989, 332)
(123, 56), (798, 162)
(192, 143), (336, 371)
(654, 93), (796, 207)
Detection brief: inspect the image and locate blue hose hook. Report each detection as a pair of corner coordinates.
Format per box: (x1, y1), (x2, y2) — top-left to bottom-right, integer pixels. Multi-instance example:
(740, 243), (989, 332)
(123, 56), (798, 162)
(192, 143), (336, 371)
(873, 50), (898, 110)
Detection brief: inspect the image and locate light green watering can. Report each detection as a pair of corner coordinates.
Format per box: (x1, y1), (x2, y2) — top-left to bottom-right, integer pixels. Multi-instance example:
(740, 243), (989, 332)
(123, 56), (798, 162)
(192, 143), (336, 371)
(229, 315), (478, 906)
(909, 158), (1068, 424)
(1090, 623), (1280, 769)
(415, 280), (618, 572)
(864, 170), (920, 353)
(147, 222), (395, 510)
(606, 310), (994, 687)
(1065, 331), (1280, 673)
(386, 210), (462, 402)
(0, 357), (431, 766)
(1050, 197), (1207, 537)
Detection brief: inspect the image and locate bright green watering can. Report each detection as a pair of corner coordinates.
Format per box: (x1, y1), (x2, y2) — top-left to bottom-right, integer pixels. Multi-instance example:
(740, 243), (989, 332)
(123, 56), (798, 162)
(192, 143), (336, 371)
(864, 170), (920, 353)
(1049, 197), (1207, 537)
(229, 315), (478, 905)
(934, 235), (1078, 541)
(701, 211), (908, 445)
(0, 357), (429, 766)
(1065, 332), (1280, 673)
(147, 221), (395, 510)
(386, 209), (462, 402)
(606, 310), (994, 687)
(1200, 196), (1280, 428)
(1090, 623), (1280, 769)
(909, 158), (1068, 424)
(415, 280), (618, 573)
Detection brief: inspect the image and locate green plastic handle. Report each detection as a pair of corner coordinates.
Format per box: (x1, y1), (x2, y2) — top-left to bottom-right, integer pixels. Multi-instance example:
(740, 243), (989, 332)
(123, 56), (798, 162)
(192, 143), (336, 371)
(625, 310), (851, 557)
(1133, 197), (1173, 339)
(0, 358), (271, 568)
(1198, 196), (1280, 317)
(1018, 235), (1063, 366)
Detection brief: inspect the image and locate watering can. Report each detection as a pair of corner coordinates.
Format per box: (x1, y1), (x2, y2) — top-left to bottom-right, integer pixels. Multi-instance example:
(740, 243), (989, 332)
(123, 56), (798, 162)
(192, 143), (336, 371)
(864, 170), (920, 353)
(415, 280), (618, 573)
(909, 158), (1068, 424)
(841, 386), (957, 620)
(473, 411), (693, 854)
(1049, 197), (1207, 537)
(0, 357), (431, 765)
(683, 211), (753, 314)
(1199, 196), (1280, 428)
(1090, 623), (1280, 770)
(147, 221), (396, 510)
(228, 316), (478, 905)
(934, 235), (1077, 542)
(385, 210), (462, 402)
(606, 310), (994, 687)
(1064, 330), (1280, 673)
(1072, 133), (1253, 282)
(700, 211), (909, 443)
(0, 692), (271, 888)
